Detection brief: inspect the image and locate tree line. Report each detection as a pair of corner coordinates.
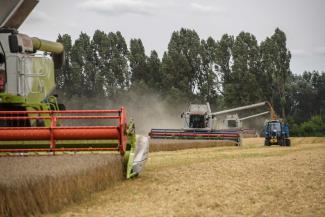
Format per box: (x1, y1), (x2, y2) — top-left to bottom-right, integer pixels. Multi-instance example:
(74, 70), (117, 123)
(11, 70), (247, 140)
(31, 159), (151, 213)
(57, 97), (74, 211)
(55, 28), (325, 136)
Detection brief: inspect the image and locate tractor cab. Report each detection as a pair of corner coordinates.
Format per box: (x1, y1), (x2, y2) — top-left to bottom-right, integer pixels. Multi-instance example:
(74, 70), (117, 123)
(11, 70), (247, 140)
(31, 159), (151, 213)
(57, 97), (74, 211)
(264, 120), (290, 146)
(268, 121), (281, 135)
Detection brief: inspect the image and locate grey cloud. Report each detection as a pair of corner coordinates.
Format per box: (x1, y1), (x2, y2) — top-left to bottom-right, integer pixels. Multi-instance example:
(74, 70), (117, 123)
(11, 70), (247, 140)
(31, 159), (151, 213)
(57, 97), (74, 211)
(291, 47), (325, 57)
(291, 49), (312, 57)
(189, 2), (227, 14)
(19, 0), (325, 74)
(27, 10), (53, 24)
(314, 46), (325, 56)
(79, 0), (157, 16)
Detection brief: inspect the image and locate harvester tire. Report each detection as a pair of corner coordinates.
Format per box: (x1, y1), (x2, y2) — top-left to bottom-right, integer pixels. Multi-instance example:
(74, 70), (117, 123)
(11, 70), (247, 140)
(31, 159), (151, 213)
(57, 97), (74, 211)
(280, 138), (287, 146)
(264, 140), (270, 146)
(285, 139), (291, 147)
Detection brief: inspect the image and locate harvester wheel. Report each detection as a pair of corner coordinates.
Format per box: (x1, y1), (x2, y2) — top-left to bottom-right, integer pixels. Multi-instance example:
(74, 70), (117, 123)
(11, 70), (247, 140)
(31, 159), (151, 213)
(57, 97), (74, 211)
(279, 138), (286, 146)
(236, 138), (242, 146)
(285, 139), (291, 147)
(264, 139), (270, 146)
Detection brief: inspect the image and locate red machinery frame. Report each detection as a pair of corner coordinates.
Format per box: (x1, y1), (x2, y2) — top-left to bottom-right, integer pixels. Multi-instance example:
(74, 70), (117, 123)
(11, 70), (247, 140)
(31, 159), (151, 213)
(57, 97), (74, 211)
(149, 132), (240, 139)
(0, 107), (128, 154)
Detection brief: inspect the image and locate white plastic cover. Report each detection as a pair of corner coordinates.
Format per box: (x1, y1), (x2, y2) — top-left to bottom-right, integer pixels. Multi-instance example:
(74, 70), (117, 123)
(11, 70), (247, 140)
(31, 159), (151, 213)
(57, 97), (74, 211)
(132, 135), (149, 175)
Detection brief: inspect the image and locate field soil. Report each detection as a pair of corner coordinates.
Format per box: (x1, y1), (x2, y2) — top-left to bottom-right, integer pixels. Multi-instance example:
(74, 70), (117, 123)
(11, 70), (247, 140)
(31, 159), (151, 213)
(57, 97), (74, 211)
(44, 137), (325, 217)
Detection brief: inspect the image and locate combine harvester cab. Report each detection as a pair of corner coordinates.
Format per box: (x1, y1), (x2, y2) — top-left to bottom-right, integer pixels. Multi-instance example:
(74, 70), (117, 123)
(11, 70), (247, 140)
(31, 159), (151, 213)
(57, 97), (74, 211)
(0, 0), (148, 178)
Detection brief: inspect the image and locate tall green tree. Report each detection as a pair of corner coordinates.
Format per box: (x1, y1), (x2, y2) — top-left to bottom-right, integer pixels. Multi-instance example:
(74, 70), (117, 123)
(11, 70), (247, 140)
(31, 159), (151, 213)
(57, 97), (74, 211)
(70, 32), (93, 97)
(161, 28), (202, 96)
(56, 34), (73, 95)
(199, 37), (219, 104)
(260, 37), (275, 104)
(91, 30), (109, 96)
(215, 34), (234, 92)
(129, 39), (148, 85)
(226, 32), (262, 107)
(147, 50), (163, 91)
(103, 31), (130, 96)
(286, 71), (325, 122)
(260, 28), (291, 119)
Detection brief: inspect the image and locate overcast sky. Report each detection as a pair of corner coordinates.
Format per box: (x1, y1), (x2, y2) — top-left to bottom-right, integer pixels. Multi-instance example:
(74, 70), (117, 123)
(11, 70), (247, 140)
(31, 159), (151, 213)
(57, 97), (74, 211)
(19, 0), (325, 74)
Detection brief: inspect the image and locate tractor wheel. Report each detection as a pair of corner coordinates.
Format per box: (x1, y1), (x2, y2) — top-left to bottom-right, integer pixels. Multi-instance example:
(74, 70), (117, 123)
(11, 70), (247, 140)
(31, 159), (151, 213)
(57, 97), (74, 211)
(264, 139), (270, 146)
(279, 138), (286, 146)
(285, 139), (291, 146)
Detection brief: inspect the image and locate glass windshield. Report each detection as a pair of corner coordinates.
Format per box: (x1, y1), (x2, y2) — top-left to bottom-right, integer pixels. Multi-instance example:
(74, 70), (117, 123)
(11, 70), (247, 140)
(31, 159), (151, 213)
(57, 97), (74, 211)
(189, 115), (205, 128)
(270, 122), (281, 131)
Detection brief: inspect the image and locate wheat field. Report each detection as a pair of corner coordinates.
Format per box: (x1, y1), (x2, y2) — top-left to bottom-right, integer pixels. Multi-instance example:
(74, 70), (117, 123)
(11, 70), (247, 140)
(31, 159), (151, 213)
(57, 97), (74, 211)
(1, 137), (324, 217)
(0, 154), (123, 217)
(45, 137), (325, 217)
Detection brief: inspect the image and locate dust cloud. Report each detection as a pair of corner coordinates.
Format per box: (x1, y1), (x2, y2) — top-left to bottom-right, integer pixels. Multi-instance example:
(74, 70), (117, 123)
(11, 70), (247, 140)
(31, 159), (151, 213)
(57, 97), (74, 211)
(62, 91), (185, 135)
(61, 91), (271, 135)
(114, 92), (185, 135)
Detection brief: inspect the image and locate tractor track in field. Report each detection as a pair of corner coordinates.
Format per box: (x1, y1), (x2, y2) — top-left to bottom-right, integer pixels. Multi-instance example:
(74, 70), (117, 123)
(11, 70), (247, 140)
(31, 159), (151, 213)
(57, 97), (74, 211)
(44, 137), (325, 217)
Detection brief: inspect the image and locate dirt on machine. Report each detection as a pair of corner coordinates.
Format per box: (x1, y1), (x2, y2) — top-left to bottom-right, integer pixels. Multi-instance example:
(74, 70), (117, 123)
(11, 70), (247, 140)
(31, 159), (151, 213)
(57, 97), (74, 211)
(0, 0), (148, 179)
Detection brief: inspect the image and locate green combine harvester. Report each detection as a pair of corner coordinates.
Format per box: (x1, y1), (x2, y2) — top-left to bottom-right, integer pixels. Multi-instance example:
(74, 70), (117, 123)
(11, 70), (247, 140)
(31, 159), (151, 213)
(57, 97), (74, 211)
(0, 0), (148, 179)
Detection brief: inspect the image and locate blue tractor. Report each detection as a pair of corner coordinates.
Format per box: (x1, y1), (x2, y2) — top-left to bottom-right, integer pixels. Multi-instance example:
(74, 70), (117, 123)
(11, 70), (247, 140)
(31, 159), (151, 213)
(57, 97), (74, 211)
(264, 120), (291, 146)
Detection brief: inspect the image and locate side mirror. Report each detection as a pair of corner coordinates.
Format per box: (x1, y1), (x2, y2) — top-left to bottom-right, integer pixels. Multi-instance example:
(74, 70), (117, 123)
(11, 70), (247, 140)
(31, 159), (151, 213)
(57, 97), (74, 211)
(9, 35), (20, 53)
(0, 53), (5, 64)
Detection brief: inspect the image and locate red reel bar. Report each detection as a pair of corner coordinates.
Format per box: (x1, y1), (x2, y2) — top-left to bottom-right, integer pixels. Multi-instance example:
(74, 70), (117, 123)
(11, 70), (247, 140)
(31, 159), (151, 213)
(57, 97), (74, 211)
(0, 147), (117, 153)
(0, 107), (128, 154)
(0, 109), (121, 115)
(0, 127), (119, 140)
(150, 132), (240, 138)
